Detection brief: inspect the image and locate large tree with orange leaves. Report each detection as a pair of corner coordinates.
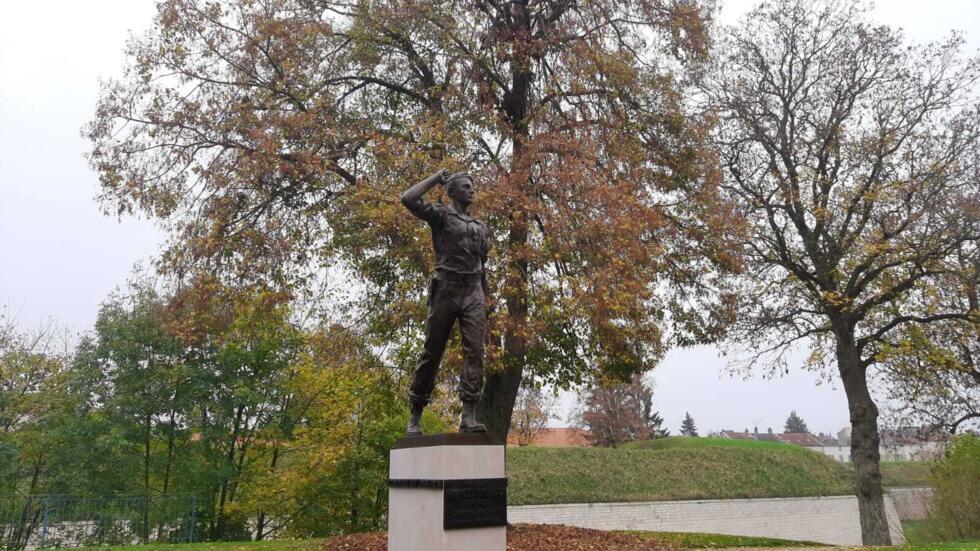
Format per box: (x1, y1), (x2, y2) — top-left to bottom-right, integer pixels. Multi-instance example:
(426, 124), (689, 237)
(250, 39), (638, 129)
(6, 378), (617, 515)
(87, 0), (740, 435)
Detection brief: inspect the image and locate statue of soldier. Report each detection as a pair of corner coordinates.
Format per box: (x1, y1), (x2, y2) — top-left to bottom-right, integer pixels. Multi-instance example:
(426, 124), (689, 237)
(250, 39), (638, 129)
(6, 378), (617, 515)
(401, 168), (489, 436)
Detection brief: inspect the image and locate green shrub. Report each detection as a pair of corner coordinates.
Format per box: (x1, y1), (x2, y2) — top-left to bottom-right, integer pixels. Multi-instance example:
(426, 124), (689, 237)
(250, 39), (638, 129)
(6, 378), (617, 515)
(881, 461), (934, 487)
(924, 434), (980, 540)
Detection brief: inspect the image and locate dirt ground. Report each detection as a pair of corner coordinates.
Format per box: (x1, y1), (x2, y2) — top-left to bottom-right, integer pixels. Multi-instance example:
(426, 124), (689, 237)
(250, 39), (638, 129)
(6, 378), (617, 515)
(322, 523), (676, 550)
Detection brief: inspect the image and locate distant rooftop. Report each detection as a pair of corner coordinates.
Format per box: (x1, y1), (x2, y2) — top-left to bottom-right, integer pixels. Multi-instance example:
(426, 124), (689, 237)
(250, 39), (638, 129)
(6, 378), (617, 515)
(508, 427), (589, 447)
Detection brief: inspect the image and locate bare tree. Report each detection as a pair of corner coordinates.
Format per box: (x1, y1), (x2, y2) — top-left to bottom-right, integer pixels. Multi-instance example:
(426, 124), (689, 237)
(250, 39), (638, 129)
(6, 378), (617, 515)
(576, 374), (662, 447)
(510, 384), (557, 446)
(0, 309), (73, 434)
(705, 0), (980, 544)
(882, 249), (979, 434)
(885, 367), (979, 434)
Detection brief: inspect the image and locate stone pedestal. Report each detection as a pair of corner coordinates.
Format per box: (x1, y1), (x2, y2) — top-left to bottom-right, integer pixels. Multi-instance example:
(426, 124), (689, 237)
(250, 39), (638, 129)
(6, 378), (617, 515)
(388, 433), (506, 551)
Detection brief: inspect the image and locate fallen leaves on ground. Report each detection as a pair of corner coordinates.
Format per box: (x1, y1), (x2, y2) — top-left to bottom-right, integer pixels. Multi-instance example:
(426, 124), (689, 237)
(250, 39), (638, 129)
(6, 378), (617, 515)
(321, 530), (386, 551)
(507, 523), (674, 549)
(322, 523), (674, 550)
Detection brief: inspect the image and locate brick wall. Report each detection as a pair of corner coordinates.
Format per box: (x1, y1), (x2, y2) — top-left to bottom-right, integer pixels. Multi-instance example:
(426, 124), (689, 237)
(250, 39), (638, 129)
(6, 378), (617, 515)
(507, 495), (905, 546)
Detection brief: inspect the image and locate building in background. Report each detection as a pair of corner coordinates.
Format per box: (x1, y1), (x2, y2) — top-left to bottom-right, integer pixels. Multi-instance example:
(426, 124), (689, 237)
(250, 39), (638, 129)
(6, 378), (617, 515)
(719, 426), (948, 462)
(879, 428), (951, 461)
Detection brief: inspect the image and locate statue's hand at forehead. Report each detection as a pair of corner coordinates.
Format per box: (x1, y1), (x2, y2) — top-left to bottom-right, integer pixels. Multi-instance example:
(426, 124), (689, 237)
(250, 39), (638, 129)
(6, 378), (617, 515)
(436, 168), (451, 185)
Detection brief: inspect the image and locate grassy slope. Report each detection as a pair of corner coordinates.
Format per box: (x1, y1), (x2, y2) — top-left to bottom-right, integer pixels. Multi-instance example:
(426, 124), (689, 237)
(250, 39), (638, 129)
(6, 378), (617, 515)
(508, 437), (934, 506)
(623, 436), (794, 451)
(507, 438), (856, 505)
(632, 438), (935, 487)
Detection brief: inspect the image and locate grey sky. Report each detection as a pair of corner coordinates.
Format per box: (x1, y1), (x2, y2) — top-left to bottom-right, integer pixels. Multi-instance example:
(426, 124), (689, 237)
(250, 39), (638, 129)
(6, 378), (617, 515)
(2, 1), (977, 435)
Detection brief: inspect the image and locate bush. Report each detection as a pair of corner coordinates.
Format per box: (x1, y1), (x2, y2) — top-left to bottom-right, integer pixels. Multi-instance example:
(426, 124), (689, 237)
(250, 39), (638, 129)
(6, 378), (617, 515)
(924, 434), (980, 540)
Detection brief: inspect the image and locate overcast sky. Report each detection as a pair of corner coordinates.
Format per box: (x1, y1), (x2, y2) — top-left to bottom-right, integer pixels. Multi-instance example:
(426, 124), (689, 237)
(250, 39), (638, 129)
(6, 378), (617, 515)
(2, 1), (978, 436)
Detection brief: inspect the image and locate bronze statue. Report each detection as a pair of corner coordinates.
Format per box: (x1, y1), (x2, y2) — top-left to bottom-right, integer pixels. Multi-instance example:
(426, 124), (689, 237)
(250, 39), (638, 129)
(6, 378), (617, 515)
(401, 169), (489, 435)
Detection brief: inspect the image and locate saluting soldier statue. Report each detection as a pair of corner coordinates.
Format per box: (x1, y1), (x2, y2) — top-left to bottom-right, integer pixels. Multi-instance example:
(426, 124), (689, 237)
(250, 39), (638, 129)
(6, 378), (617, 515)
(401, 168), (489, 436)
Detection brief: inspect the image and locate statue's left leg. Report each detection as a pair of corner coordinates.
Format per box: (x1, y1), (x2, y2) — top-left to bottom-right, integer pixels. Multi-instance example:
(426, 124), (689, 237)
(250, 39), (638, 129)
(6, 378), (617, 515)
(458, 283), (487, 433)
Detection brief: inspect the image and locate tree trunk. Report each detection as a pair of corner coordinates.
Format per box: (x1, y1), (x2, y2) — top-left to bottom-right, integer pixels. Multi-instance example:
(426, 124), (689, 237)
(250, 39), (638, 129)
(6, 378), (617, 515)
(836, 325), (891, 545)
(254, 444), (279, 541)
(257, 391), (291, 540)
(480, 366), (523, 437)
(217, 404), (245, 539)
(163, 410), (176, 493)
(158, 408), (177, 540)
(479, 218), (527, 437)
(479, 0), (531, 439)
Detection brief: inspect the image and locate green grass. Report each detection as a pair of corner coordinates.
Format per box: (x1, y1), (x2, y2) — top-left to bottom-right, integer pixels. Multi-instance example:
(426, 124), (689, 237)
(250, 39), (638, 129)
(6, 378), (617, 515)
(903, 520), (939, 544)
(623, 530), (823, 547)
(507, 440), (856, 505)
(882, 461), (934, 488)
(885, 543), (980, 550)
(900, 520), (980, 550)
(623, 436), (795, 451)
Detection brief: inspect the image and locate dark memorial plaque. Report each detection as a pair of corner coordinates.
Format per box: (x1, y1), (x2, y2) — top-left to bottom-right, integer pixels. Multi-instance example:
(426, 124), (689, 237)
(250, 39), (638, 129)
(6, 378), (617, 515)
(443, 479), (508, 530)
(388, 477), (507, 530)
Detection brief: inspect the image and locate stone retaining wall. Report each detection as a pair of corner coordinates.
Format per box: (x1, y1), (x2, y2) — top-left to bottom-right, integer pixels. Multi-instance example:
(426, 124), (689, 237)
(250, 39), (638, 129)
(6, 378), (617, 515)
(508, 495), (905, 546)
(888, 487), (934, 521)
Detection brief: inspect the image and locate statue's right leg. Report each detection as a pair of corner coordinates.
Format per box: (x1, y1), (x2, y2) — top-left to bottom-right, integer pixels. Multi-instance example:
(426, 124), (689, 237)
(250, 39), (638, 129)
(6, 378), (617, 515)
(407, 279), (455, 435)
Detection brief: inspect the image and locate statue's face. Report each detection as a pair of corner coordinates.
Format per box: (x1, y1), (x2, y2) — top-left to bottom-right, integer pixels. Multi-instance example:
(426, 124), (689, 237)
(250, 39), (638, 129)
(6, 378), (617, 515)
(448, 177), (475, 206)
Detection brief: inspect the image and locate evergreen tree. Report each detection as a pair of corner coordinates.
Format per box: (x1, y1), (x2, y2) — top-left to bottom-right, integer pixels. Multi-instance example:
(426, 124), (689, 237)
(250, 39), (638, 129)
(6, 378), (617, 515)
(647, 411), (670, 439)
(680, 412), (699, 437)
(638, 386), (670, 439)
(785, 411), (810, 434)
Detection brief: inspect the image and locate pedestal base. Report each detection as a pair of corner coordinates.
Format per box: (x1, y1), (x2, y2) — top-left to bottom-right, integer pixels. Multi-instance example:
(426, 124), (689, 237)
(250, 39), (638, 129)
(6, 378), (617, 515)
(387, 433), (506, 551)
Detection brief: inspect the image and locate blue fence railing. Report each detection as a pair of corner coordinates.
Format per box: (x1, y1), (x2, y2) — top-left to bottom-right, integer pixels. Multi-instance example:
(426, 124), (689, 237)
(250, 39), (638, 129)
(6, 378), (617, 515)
(0, 495), (196, 550)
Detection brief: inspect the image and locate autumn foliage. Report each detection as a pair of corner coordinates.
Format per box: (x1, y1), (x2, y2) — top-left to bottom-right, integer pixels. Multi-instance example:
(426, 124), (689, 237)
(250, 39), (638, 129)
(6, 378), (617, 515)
(86, 0), (742, 434)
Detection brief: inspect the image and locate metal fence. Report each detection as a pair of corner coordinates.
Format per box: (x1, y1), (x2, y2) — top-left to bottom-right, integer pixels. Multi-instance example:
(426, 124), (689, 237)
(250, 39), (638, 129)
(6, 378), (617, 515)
(0, 495), (196, 550)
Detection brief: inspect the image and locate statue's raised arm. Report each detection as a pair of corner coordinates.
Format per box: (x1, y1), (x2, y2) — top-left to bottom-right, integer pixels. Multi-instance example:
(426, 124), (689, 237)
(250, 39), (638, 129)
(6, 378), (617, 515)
(401, 168), (449, 212)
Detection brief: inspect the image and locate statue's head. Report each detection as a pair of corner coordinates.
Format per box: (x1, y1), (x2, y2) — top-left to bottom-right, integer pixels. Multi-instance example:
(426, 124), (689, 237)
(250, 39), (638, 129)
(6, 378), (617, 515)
(445, 172), (475, 206)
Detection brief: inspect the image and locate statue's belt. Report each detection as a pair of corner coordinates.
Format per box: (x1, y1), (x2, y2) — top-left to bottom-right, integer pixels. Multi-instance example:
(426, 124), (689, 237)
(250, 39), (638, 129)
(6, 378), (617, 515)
(434, 270), (483, 285)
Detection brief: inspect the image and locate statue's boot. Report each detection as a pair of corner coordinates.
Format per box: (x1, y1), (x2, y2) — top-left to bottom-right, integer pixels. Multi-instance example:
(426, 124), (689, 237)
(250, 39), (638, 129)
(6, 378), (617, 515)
(459, 400), (487, 433)
(406, 402), (424, 436)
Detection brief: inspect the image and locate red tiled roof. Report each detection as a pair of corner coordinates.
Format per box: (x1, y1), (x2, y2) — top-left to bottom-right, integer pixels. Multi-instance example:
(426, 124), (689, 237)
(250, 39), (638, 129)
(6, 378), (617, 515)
(720, 431), (756, 440)
(880, 428), (955, 445)
(508, 427), (590, 447)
